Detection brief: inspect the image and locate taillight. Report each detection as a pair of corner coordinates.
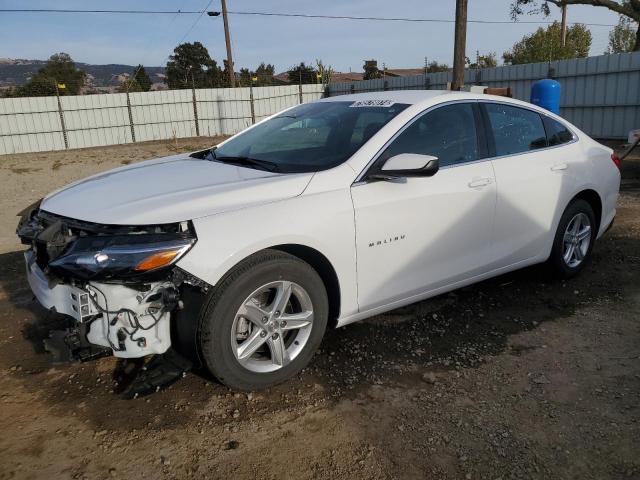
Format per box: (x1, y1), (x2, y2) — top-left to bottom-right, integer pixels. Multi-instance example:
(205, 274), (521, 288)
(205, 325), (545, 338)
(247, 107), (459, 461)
(611, 153), (621, 170)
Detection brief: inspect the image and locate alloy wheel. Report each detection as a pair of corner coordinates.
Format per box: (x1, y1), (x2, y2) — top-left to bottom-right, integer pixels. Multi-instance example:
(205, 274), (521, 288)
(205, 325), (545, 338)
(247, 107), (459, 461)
(231, 280), (314, 373)
(562, 212), (592, 268)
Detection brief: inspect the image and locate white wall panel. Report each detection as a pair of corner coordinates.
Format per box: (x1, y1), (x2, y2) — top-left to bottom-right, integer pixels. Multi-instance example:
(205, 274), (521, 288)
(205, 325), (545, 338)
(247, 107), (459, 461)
(5, 52), (635, 156)
(0, 83), (325, 154)
(61, 93), (132, 149)
(0, 96), (64, 153)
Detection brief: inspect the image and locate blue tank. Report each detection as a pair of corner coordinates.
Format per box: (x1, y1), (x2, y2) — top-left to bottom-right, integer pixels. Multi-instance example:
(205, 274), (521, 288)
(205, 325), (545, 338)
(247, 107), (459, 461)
(530, 79), (561, 115)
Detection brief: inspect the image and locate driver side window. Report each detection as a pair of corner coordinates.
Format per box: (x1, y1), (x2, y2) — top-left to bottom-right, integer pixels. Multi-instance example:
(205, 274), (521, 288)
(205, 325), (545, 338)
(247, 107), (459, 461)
(379, 103), (480, 168)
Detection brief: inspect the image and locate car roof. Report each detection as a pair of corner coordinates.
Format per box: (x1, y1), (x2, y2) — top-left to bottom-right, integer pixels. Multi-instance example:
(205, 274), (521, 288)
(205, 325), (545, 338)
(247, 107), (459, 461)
(318, 89), (538, 109)
(319, 90), (453, 105)
(317, 89), (559, 118)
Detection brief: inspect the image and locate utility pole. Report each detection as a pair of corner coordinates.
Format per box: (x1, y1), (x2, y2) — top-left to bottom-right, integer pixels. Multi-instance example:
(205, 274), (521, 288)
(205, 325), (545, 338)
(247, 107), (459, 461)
(560, 4), (568, 47)
(451, 0), (468, 90)
(423, 56), (430, 89)
(221, 0), (235, 87)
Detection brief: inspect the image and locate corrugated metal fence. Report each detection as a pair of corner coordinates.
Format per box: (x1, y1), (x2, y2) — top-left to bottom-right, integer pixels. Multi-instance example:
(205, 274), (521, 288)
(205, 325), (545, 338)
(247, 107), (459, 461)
(327, 52), (640, 140)
(0, 84), (324, 155)
(1, 52), (638, 154)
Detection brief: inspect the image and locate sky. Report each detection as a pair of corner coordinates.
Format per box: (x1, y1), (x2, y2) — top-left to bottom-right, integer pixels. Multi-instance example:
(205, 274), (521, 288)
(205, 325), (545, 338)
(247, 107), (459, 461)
(0, 0), (623, 72)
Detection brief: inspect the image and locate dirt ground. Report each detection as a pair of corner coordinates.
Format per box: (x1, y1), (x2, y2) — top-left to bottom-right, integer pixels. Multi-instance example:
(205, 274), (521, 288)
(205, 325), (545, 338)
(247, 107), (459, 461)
(0, 138), (639, 480)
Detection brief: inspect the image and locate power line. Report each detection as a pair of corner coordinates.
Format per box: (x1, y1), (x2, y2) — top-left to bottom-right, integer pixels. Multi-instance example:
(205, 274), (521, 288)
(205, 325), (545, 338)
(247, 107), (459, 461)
(226, 10), (616, 27)
(0, 8), (617, 27)
(173, 0), (214, 47)
(125, 0), (213, 93)
(0, 9), (206, 14)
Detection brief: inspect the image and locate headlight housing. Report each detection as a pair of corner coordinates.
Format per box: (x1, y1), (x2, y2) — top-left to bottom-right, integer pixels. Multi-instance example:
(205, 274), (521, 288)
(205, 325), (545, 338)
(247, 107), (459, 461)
(49, 233), (196, 280)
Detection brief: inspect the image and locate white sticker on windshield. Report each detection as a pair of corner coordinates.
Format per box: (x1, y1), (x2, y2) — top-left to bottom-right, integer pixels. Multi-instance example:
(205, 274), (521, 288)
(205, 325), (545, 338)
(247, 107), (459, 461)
(349, 99), (395, 108)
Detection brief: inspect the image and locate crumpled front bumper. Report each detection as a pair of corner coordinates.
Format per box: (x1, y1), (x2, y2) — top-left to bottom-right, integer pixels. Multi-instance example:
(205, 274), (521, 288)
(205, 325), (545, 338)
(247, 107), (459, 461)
(24, 250), (173, 359)
(25, 250), (95, 320)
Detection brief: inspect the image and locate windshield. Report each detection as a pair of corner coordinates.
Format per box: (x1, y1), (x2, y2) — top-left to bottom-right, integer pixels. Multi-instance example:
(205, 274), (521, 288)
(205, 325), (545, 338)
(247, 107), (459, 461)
(211, 101), (409, 173)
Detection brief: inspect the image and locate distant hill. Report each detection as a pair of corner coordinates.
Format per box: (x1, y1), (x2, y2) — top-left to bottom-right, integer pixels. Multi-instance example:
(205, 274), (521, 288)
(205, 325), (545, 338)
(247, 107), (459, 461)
(0, 58), (166, 88)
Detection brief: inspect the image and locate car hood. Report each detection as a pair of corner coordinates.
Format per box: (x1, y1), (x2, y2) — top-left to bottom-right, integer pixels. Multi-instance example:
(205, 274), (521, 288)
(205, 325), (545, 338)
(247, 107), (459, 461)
(41, 153), (314, 225)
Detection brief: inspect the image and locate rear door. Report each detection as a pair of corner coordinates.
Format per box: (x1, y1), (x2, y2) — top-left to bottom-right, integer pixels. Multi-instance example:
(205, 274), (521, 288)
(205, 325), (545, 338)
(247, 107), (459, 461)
(351, 102), (497, 311)
(481, 102), (577, 267)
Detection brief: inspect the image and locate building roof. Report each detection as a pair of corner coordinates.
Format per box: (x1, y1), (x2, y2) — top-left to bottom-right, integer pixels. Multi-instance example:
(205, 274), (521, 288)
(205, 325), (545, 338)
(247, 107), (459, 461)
(330, 72), (364, 83)
(384, 68), (428, 77)
(272, 68), (428, 85)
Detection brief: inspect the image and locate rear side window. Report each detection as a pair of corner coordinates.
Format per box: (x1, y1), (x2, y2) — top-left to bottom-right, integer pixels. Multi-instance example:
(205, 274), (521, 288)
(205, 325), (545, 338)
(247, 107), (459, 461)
(379, 103), (479, 167)
(543, 116), (574, 146)
(485, 103), (547, 156)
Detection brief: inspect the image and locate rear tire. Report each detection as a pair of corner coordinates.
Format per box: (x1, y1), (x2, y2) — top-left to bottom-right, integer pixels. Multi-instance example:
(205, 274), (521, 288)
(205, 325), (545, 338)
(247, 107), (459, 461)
(548, 199), (596, 278)
(198, 250), (328, 391)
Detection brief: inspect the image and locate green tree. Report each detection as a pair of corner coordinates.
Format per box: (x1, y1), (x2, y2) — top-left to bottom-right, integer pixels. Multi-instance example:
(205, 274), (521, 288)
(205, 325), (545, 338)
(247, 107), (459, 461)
(18, 53), (86, 96)
(287, 62), (317, 84)
(166, 42), (223, 89)
(1, 87), (19, 98)
(503, 22), (591, 64)
(363, 60), (382, 80)
(238, 68), (252, 87)
(510, 0), (640, 51)
(236, 63), (276, 87)
(133, 65), (152, 91)
(315, 59), (334, 85)
(18, 77), (58, 97)
(467, 52), (498, 69)
(426, 61), (450, 73)
(254, 63), (275, 86)
(607, 15), (638, 53)
(117, 79), (143, 93)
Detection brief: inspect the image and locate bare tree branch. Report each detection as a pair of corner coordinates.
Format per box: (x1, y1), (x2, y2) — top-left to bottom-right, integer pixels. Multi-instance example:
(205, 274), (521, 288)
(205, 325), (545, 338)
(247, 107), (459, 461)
(512, 0), (640, 21)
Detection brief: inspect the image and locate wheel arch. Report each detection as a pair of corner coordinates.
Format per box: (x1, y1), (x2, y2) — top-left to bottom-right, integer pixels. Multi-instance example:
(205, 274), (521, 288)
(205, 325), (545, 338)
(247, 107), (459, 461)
(172, 242), (343, 368)
(544, 187), (604, 263)
(189, 242), (343, 329)
(270, 244), (341, 329)
(571, 188), (602, 233)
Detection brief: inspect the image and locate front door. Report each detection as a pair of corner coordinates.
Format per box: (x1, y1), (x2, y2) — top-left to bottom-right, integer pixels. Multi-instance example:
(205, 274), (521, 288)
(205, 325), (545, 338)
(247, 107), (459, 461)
(351, 102), (497, 311)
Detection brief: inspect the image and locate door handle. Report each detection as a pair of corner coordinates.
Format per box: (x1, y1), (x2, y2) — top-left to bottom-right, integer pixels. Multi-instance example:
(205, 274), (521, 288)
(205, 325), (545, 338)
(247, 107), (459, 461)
(468, 177), (493, 188)
(550, 163), (568, 171)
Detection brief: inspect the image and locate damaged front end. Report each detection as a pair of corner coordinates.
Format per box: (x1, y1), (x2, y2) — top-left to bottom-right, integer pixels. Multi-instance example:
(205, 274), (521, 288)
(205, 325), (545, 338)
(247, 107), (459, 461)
(17, 202), (207, 393)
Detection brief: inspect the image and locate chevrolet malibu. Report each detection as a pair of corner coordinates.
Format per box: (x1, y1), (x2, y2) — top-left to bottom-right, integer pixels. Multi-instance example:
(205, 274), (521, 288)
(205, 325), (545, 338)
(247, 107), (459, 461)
(17, 91), (620, 391)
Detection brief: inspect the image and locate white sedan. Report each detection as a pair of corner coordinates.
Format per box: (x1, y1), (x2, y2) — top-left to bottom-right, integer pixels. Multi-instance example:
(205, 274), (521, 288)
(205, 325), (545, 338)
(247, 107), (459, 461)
(17, 91), (620, 391)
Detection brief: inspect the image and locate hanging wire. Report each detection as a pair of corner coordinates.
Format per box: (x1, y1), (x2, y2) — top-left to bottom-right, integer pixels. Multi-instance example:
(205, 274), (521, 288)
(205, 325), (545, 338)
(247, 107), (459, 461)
(0, 8), (617, 27)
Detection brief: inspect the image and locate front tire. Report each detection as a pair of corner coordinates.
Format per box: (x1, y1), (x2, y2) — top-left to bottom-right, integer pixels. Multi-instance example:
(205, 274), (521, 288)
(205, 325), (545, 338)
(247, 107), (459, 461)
(549, 199), (596, 278)
(198, 250), (328, 391)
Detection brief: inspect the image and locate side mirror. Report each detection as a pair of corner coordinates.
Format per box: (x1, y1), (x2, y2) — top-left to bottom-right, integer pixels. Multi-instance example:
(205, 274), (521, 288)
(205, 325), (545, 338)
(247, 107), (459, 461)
(372, 153), (440, 181)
